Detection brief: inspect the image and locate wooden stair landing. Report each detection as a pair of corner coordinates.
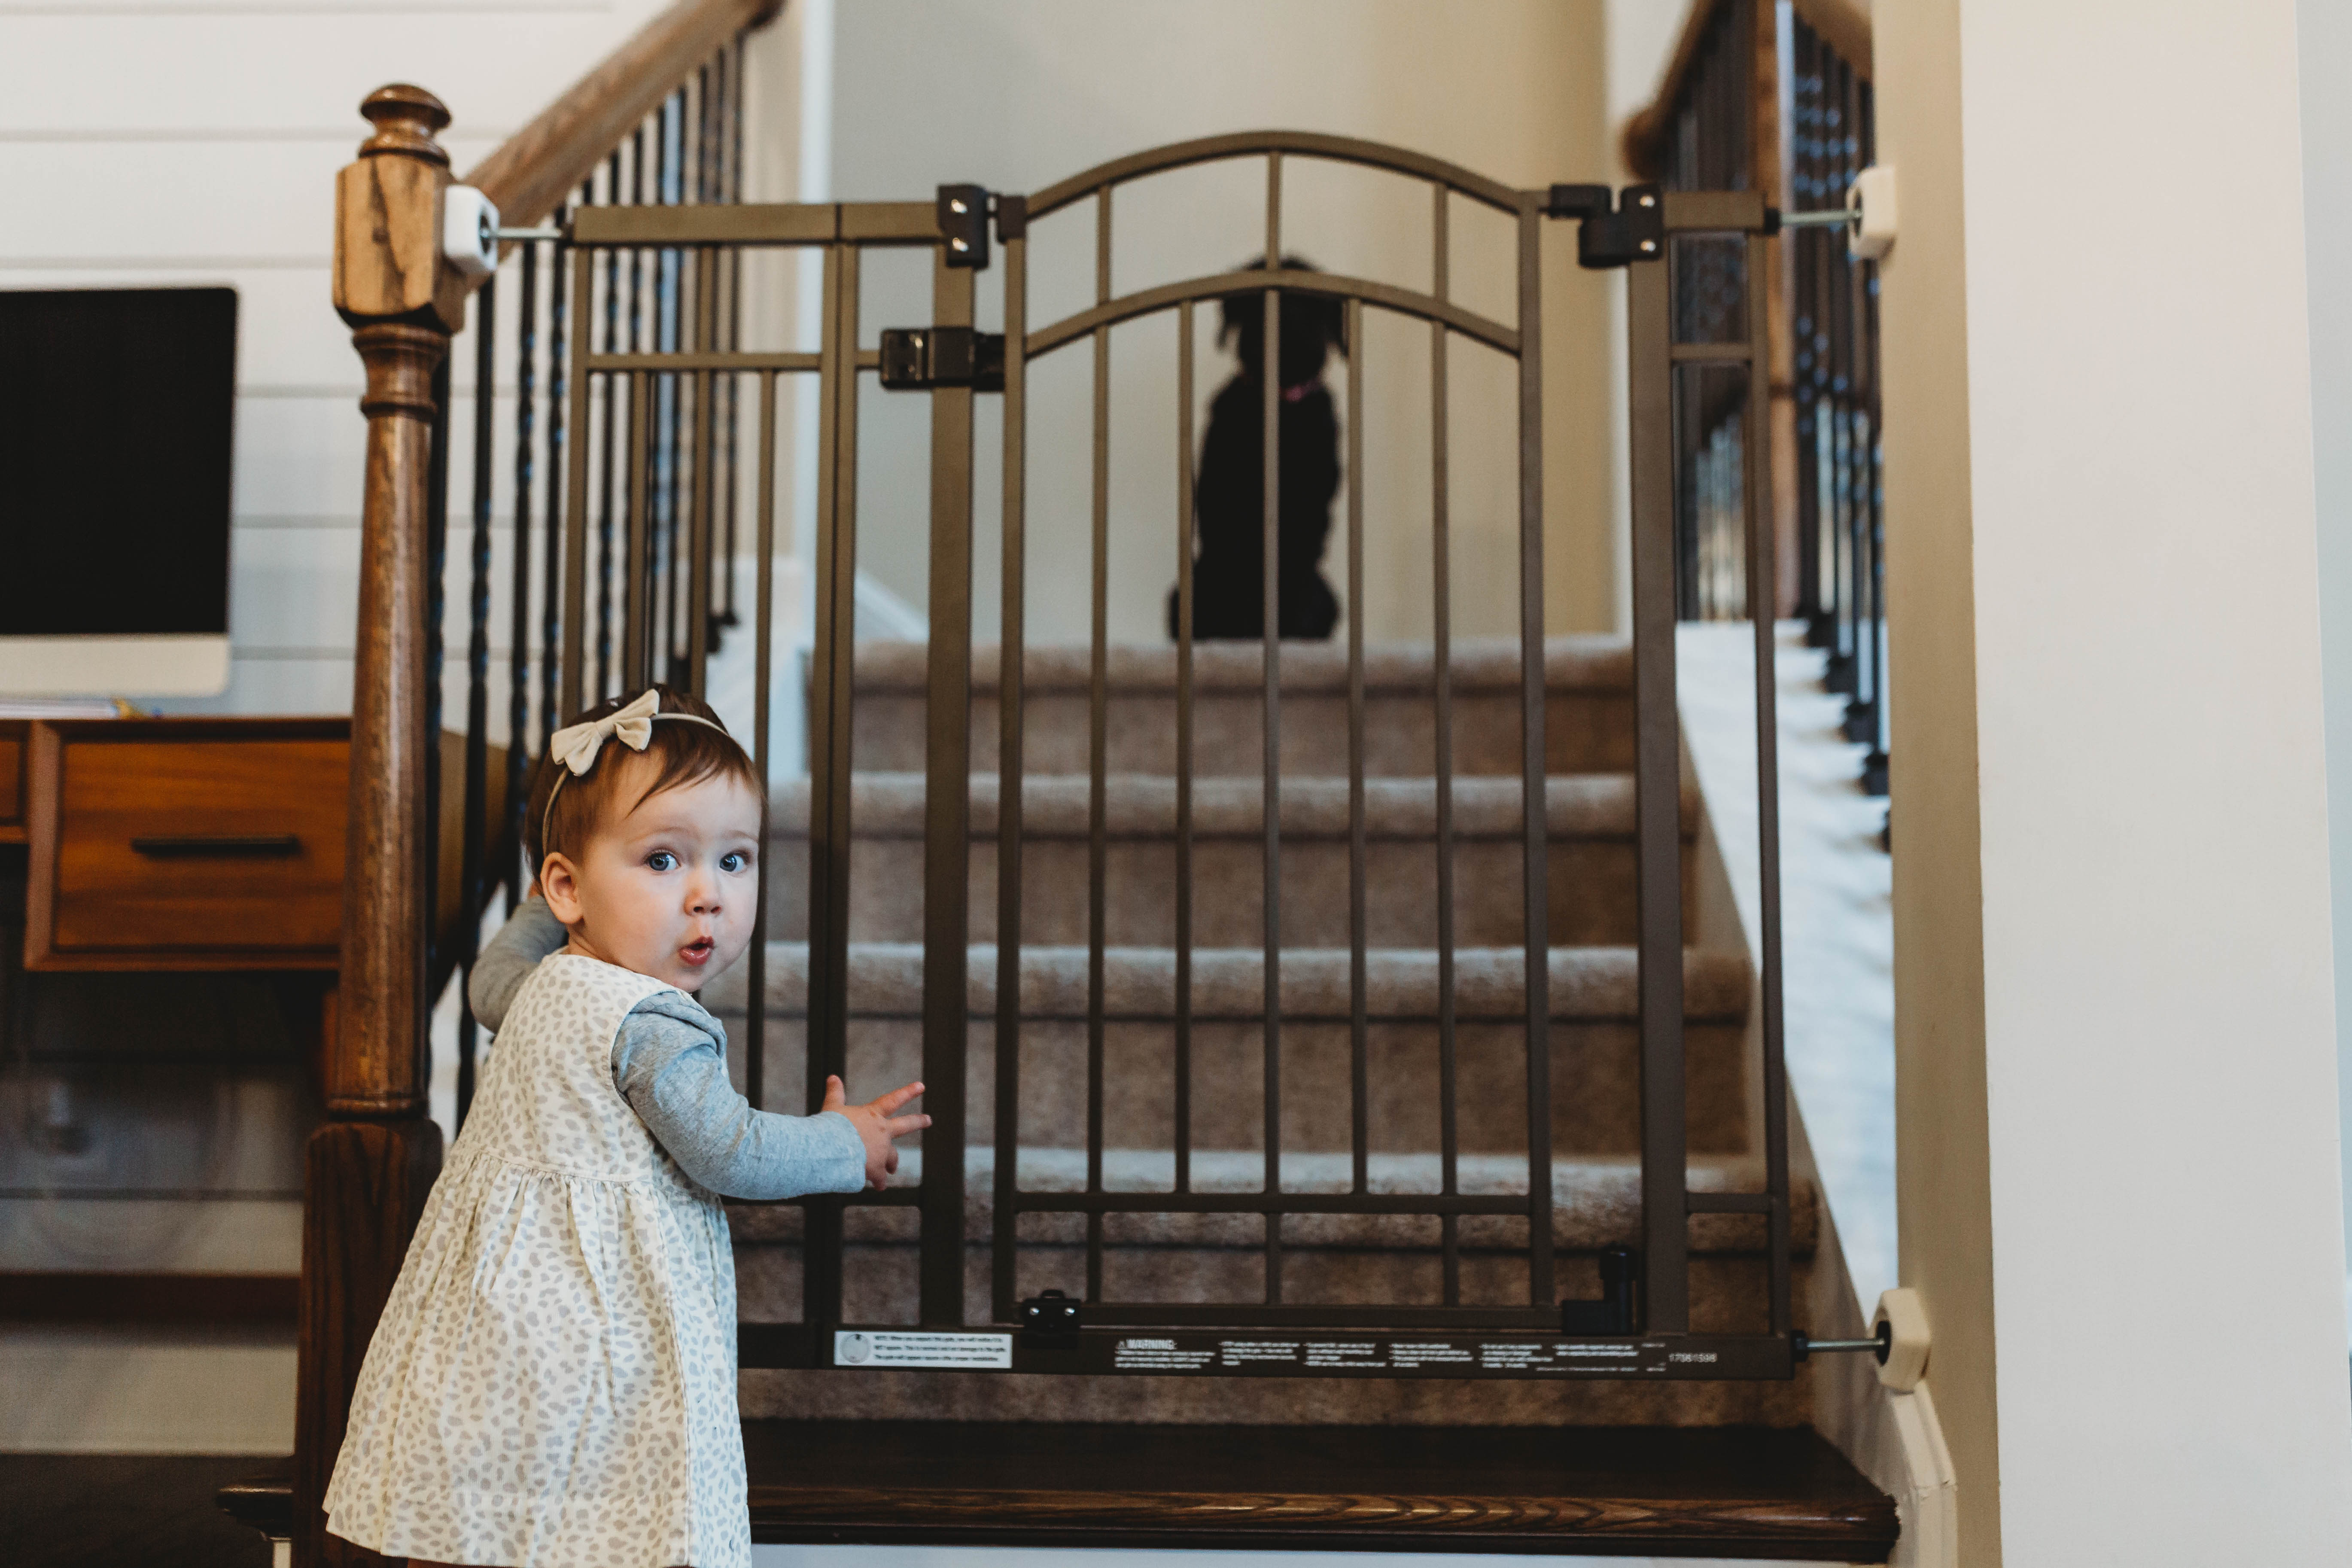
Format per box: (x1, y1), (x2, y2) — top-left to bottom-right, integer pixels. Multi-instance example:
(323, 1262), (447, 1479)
(743, 1420), (1898, 1560)
(217, 1423), (1896, 1559)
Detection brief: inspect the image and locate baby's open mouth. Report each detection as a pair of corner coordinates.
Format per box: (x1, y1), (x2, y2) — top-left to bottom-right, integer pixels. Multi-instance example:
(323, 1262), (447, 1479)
(680, 937), (715, 967)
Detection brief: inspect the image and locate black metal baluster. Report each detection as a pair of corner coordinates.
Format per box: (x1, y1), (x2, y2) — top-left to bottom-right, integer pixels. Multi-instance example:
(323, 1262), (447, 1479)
(508, 240), (538, 902)
(423, 353), (451, 1066)
(456, 275), (496, 1128)
(542, 190), (581, 749)
(718, 37), (746, 633)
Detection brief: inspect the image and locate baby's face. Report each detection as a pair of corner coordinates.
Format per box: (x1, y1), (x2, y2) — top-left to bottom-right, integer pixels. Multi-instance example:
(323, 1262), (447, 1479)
(542, 754), (764, 992)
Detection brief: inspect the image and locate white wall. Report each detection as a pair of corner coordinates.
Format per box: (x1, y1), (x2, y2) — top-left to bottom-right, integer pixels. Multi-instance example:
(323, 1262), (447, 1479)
(819, 0), (1616, 647)
(2298, 0), (2352, 1344)
(1934, 0), (2352, 1558)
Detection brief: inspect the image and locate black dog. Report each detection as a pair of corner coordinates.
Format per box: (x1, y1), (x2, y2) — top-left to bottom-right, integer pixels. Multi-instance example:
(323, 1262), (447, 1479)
(1168, 256), (1348, 641)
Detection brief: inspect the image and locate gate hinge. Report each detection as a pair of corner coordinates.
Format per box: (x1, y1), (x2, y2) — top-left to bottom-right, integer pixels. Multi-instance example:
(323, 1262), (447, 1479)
(1019, 1288), (1082, 1349)
(1559, 1245), (1643, 1335)
(937, 183), (991, 268)
(1544, 183), (1664, 269)
(934, 184), (1029, 263)
(879, 326), (1005, 393)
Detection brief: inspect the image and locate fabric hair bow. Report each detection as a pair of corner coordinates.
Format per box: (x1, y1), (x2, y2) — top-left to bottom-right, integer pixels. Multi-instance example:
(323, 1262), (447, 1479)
(540, 689), (730, 854)
(549, 688), (665, 777)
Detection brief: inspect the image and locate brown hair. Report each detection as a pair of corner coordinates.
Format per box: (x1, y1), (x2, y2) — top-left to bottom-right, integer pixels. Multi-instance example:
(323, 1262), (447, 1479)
(524, 685), (761, 878)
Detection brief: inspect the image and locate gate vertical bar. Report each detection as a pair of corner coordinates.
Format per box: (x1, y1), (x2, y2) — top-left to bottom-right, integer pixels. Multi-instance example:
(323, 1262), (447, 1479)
(1430, 183), (1460, 1304)
(992, 222), (1028, 1322)
(1344, 296), (1368, 1197)
(1259, 153), (1284, 1300)
(1085, 184), (1111, 1303)
(1629, 235), (1690, 1334)
(1745, 225), (1792, 1337)
(748, 368), (777, 1114)
(921, 246), (976, 1327)
(1175, 298), (1197, 1196)
(803, 242), (851, 1340)
(1516, 194), (1554, 1305)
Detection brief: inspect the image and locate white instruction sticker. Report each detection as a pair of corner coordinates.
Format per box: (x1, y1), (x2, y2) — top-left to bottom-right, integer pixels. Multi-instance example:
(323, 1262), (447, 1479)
(832, 1330), (1013, 1369)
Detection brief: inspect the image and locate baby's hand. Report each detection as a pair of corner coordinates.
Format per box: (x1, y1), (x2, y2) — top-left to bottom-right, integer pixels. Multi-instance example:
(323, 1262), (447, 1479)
(822, 1075), (931, 1191)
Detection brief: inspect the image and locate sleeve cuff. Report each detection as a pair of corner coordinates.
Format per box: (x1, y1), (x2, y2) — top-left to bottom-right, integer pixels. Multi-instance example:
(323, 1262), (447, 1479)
(812, 1110), (867, 1193)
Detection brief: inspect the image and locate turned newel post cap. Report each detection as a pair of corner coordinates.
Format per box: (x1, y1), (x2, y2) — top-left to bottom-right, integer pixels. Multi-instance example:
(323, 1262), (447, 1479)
(358, 84), (451, 165)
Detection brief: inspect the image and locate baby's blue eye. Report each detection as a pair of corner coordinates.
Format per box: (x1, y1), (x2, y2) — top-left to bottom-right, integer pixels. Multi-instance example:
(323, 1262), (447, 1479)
(720, 851), (750, 874)
(645, 851), (679, 872)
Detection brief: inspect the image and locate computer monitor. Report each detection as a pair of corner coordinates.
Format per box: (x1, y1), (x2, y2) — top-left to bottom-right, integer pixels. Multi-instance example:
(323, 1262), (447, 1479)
(0, 286), (236, 696)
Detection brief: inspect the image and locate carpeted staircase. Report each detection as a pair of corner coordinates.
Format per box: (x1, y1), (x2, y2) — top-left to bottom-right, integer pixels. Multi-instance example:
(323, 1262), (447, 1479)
(704, 634), (1824, 1430)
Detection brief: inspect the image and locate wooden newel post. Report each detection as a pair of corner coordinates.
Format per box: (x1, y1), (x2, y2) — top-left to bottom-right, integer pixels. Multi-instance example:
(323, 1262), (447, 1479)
(295, 84), (468, 1568)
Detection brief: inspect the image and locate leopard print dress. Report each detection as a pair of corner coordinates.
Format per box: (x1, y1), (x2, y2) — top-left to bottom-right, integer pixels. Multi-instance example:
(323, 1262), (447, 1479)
(323, 954), (747, 1568)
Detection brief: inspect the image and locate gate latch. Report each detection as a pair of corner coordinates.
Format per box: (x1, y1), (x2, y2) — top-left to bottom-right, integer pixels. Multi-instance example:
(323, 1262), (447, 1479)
(1559, 1245), (1642, 1335)
(1019, 1288), (1082, 1349)
(879, 326), (1005, 393)
(1545, 184), (1664, 270)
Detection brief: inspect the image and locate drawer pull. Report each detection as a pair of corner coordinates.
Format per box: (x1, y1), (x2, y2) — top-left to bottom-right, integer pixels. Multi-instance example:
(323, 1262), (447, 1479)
(129, 834), (304, 860)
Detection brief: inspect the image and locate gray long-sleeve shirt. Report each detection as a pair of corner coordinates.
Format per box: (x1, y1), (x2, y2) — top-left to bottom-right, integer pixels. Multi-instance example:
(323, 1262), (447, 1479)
(469, 898), (864, 1201)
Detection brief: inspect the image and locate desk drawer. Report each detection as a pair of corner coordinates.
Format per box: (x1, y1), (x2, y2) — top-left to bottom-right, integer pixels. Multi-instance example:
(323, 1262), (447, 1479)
(0, 722), (24, 841)
(27, 722), (350, 970)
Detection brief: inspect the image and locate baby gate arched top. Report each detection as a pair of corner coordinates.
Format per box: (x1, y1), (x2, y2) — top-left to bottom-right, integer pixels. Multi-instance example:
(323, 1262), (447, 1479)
(541, 132), (1794, 1380)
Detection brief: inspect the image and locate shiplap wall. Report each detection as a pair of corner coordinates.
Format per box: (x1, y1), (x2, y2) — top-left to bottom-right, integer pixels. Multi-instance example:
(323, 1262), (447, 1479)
(0, 0), (694, 716)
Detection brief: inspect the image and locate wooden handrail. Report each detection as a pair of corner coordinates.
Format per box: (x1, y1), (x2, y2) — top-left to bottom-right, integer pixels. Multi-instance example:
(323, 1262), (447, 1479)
(1620, 0), (1870, 183)
(463, 0), (780, 232)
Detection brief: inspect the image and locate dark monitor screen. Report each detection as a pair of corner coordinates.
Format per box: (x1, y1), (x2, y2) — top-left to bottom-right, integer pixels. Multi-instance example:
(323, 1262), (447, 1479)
(0, 287), (236, 636)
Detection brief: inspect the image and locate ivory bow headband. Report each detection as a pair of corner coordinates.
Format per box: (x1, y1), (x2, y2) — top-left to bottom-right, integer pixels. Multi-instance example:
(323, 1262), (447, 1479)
(540, 689), (731, 856)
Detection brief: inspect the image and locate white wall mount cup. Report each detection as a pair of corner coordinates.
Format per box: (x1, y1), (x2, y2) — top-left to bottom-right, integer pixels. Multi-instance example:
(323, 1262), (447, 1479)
(1873, 1286), (1931, 1391)
(442, 185), (500, 284)
(1849, 165), (1897, 260)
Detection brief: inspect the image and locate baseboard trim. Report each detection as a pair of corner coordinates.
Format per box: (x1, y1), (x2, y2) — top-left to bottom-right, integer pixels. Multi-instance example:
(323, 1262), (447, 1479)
(0, 1271), (297, 1325)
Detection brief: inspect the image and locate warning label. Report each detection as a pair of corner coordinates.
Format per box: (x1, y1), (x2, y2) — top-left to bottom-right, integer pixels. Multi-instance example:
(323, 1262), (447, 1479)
(833, 1330), (1012, 1369)
(1113, 1337), (1217, 1370)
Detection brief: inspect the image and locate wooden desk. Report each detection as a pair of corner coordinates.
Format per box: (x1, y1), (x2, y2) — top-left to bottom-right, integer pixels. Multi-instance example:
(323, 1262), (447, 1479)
(0, 720), (25, 844)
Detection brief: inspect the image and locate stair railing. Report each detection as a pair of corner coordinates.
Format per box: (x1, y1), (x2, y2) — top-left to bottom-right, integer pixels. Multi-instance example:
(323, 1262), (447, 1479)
(303, 4), (778, 1563)
(1625, 0), (1888, 801)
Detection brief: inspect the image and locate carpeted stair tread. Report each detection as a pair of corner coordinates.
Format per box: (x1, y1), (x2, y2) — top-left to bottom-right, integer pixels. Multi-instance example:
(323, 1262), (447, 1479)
(770, 770), (1696, 840)
(706, 943), (1751, 1020)
(852, 635), (1631, 695)
(725, 1148), (1816, 1254)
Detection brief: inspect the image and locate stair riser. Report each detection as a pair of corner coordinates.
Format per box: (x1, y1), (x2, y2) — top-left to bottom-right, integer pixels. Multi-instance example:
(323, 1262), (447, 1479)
(713, 1017), (1752, 1156)
(764, 836), (1689, 948)
(849, 689), (1635, 777)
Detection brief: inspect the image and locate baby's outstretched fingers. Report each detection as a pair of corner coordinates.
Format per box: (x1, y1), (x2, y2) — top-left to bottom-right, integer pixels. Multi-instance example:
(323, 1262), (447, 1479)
(883, 1111), (932, 1139)
(867, 1080), (925, 1115)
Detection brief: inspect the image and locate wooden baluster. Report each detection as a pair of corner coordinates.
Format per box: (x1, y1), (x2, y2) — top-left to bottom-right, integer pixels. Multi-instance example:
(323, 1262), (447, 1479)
(296, 83), (465, 1568)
